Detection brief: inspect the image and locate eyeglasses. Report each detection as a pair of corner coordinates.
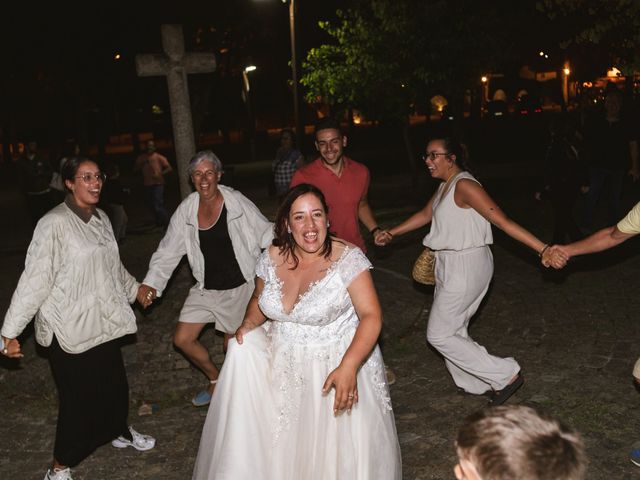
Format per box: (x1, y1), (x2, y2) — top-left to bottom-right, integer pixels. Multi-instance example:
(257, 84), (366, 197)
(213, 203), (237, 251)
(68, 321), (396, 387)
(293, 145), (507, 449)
(421, 152), (450, 162)
(192, 170), (219, 179)
(75, 173), (106, 183)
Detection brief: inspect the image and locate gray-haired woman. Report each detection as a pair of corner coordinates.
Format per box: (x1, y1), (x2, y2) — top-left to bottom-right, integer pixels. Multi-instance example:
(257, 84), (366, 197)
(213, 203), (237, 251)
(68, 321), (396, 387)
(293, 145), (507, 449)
(139, 150), (273, 406)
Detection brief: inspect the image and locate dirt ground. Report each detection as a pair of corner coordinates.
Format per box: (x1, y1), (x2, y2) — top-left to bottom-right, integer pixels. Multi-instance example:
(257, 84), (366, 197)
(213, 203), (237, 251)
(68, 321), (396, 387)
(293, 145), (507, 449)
(1, 164), (640, 479)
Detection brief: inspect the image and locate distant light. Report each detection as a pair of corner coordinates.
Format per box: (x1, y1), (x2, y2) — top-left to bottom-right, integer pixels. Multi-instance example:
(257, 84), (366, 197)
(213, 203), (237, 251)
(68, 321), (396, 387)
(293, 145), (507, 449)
(114, 53), (121, 60)
(607, 67), (622, 77)
(563, 67), (570, 76)
(539, 51), (544, 56)
(244, 65), (257, 73)
(481, 76), (488, 83)
(582, 81), (593, 88)
(151, 105), (163, 115)
(219, 48), (229, 54)
(544, 54), (549, 59)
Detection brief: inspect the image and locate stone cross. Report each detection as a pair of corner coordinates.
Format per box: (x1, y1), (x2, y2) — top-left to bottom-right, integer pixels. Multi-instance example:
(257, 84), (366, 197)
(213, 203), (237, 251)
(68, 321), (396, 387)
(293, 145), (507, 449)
(136, 24), (216, 199)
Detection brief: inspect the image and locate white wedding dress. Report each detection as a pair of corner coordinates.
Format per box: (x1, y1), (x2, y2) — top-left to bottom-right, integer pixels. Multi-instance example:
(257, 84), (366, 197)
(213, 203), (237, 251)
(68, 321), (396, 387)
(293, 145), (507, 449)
(192, 246), (402, 480)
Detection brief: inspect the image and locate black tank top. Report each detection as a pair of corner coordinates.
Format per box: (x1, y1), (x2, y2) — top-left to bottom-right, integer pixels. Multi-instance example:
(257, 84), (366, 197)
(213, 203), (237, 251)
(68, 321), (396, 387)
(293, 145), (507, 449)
(199, 204), (246, 290)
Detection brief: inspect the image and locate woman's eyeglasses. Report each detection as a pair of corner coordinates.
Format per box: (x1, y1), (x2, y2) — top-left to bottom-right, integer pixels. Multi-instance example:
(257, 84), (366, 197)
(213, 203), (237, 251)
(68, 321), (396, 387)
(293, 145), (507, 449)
(421, 152), (450, 162)
(75, 173), (106, 183)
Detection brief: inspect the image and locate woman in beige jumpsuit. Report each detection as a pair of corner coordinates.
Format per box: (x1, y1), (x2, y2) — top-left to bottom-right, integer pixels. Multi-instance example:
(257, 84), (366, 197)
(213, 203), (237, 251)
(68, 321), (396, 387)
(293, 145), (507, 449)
(376, 138), (558, 404)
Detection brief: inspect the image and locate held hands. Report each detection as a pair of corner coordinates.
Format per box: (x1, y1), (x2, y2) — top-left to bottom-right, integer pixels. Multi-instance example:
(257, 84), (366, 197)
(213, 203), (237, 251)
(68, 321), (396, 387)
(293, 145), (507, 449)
(137, 284), (157, 309)
(1, 336), (23, 359)
(322, 363), (359, 415)
(540, 245), (570, 269)
(373, 229), (393, 247)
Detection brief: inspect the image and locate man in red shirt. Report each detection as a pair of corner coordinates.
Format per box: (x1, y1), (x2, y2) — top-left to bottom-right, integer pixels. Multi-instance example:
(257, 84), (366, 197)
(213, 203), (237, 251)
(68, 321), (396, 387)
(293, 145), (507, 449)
(135, 140), (173, 228)
(290, 118), (381, 252)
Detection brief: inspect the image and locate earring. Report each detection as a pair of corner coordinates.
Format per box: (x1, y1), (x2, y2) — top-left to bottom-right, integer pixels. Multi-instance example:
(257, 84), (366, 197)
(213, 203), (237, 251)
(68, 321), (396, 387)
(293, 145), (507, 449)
(287, 226), (291, 234)
(326, 222), (330, 228)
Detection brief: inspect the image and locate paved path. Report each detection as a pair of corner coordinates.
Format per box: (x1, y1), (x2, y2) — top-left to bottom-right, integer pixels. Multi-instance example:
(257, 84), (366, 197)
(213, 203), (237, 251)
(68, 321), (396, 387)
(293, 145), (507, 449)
(1, 173), (640, 479)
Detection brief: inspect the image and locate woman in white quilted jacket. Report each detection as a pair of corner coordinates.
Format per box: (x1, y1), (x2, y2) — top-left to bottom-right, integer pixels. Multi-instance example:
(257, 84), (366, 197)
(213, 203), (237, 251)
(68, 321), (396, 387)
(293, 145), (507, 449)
(1, 157), (155, 480)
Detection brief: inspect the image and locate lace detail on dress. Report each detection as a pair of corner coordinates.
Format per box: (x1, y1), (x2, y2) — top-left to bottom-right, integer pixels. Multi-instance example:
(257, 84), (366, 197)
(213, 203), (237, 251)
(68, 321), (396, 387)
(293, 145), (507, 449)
(337, 247), (372, 286)
(362, 347), (393, 412)
(270, 343), (306, 442)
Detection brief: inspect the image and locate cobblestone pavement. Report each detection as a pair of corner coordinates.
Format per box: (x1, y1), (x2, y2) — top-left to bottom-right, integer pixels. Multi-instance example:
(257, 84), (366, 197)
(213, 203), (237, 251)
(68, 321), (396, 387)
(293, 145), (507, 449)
(1, 173), (640, 479)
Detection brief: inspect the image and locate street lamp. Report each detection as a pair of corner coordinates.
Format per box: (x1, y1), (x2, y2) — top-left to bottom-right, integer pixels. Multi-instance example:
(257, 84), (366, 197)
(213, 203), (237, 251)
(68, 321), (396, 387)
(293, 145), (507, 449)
(562, 61), (570, 110)
(242, 65), (258, 163)
(480, 75), (489, 116)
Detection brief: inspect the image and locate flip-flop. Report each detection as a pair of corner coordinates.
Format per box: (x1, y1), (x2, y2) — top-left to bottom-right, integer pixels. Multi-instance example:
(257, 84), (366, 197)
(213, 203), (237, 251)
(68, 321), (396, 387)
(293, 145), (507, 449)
(488, 374), (524, 406)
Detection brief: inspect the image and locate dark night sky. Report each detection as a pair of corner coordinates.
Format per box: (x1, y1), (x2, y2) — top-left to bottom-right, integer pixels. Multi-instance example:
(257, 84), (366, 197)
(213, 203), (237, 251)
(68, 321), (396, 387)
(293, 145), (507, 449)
(1, 1), (346, 144)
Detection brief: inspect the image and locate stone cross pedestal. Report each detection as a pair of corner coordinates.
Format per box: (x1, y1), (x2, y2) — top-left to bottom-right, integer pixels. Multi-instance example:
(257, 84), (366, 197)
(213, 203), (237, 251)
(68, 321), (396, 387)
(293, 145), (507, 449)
(136, 24), (216, 199)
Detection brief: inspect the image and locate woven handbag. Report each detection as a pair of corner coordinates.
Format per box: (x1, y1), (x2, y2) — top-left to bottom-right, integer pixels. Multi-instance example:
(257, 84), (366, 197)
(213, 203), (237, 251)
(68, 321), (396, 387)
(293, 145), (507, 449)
(412, 248), (436, 285)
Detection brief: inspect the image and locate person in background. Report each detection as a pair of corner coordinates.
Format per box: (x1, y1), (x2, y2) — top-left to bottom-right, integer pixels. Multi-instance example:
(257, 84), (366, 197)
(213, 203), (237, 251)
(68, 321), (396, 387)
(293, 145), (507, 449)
(273, 128), (304, 204)
(454, 405), (585, 480)
(1, 156), (154, 480)
(535, 115), (589, 244)
(138, 151), (273, 407)
(581, 88), (639, 231)
(101, 160), (129, 244)
(18, 140), (54, 225)
(135, 140), (172, 229)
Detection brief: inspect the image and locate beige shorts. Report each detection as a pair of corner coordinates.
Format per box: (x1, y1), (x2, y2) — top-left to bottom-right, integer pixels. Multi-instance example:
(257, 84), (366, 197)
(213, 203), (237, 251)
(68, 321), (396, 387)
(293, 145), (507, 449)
(178, 280), (254, 334)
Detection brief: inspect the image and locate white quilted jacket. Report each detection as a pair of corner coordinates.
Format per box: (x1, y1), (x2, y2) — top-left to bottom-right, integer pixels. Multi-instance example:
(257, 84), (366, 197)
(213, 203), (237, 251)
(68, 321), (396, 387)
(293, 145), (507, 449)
(143, 185), (274, 296)
(1, 203), (139, 353)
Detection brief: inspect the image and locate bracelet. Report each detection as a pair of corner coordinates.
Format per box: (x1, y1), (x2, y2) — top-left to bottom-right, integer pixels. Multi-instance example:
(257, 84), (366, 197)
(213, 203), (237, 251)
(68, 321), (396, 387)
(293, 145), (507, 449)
(538, 244), (550, 257)
(370, 226), (381, 235)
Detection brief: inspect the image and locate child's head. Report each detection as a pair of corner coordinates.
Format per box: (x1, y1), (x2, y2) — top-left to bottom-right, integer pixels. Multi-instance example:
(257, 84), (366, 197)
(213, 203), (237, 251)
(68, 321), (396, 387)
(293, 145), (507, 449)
(455, 405), (585, 480)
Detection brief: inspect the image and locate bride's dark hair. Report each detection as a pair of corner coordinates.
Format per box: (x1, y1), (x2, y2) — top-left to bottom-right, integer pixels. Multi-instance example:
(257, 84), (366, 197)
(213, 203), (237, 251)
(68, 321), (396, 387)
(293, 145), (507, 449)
(273, 183), (333, 269)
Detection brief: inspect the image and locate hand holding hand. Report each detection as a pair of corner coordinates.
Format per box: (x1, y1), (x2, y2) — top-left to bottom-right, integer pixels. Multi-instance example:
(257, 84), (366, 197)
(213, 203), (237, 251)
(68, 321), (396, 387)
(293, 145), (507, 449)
(1, 336), (23, 359)
(374, 229), (393, 246)
(542, 245), (569, 269)
(322, 363), (358, 415)
(137, 284), (156, 309)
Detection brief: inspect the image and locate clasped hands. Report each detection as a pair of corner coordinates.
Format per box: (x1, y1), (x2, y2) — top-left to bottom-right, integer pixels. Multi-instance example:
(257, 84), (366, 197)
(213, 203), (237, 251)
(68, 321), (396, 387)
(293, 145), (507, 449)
(136, 284), (157, 309)
(540, 245), (570, 269)
(1, 336), (23, 359)
(373, 229), (393, 247)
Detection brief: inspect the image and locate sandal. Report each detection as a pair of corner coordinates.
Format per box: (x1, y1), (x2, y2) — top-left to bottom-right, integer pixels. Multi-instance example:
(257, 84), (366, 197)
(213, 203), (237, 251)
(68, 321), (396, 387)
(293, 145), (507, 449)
(488, 374), (524, 406)
(111, 426), (156, 451)
(191, 379), (218, 407)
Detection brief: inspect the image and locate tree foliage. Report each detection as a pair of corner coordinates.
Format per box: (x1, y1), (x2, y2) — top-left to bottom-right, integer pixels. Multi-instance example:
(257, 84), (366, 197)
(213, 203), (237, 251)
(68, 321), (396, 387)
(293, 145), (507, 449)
(538, 0), (640, 72)
(301, 0), (535, 123)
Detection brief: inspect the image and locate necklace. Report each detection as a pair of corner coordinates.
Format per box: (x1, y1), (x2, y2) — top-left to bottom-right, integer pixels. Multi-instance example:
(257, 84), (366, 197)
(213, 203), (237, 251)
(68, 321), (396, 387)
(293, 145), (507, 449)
(440, 170), (460, 198)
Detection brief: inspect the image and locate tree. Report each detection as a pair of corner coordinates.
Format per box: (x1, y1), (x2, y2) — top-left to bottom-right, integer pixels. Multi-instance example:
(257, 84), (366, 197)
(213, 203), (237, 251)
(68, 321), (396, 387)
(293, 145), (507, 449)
(301, 0), (540, 174)
(538, 0), (640, 73)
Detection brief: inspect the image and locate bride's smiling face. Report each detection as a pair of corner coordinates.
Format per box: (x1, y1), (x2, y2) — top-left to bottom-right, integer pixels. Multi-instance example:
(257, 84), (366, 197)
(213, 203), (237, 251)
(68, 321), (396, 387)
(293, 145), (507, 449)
(287, 193), (328, 254)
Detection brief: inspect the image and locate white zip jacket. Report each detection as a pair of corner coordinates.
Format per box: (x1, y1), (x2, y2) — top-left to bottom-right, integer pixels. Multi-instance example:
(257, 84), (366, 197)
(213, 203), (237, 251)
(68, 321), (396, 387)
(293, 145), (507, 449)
(143, 185), (274, 296)
(2, 203), (139, 354)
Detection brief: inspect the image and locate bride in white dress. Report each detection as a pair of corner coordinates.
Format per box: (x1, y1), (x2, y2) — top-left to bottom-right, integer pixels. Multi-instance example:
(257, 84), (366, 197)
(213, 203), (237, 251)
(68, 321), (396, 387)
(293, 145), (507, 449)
(192, 183), (401, 480)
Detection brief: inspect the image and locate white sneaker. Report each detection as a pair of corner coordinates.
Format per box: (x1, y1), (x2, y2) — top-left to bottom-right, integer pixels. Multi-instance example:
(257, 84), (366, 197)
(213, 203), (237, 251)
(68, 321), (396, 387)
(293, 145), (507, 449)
(44, 467), (73, 480)
(111, 426), (156, 451)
